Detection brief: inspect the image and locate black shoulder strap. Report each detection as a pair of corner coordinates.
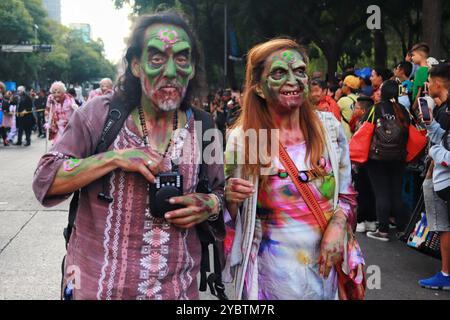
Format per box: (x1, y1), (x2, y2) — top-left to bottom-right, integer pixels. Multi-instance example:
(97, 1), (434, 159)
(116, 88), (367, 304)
(96, 97), (134, 153)
(192, 107), (228, 300)
(192, 107), (216, 183)
(65, 96), (134, 246)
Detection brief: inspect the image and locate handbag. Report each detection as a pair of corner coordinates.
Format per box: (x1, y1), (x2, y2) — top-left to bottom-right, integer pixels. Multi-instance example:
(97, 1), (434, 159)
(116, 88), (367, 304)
(349, 107), (375, 164)
(406, 116), (427, 162)
(278, 143), (366, 300)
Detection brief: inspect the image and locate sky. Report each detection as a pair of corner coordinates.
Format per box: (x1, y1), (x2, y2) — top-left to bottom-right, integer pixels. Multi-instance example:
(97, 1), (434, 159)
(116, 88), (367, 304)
(61, 0), (133, 64)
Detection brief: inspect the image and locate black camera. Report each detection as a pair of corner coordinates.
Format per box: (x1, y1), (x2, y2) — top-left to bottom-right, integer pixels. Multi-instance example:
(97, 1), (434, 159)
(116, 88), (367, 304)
(149, 172), (184, 219)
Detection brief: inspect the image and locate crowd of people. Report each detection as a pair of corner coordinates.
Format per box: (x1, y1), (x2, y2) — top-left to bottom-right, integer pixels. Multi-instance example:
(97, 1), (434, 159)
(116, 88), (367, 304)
(1, 11), (449, 300)
(0, 78), (114, 148)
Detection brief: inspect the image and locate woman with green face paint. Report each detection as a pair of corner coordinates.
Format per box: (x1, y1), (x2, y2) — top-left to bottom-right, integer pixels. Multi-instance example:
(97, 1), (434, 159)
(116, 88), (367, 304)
(223, 39), (365, 300)
(32, 13), (225, 300)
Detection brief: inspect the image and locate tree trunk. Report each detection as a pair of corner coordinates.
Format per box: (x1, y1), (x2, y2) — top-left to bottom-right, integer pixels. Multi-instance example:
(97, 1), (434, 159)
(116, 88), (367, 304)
(325, 50), (339, 85)
(374, 29), (387, 68)
(422, 0), (442, 58)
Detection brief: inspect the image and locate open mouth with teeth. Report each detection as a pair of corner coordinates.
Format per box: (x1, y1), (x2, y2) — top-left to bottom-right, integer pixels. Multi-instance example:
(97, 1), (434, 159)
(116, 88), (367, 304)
(280, 88), (303, 96)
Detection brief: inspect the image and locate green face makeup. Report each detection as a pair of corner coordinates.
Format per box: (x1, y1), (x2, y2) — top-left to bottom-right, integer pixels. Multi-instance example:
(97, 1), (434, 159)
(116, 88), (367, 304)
(140, 24), (195, 111)
(265, 50), (308, 91)
(260, 50), (309, 111)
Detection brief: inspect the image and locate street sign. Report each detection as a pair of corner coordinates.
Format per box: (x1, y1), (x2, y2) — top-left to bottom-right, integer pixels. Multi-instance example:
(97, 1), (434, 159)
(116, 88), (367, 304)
(1, 45), (34, 53)
(0, 44), (53, 53)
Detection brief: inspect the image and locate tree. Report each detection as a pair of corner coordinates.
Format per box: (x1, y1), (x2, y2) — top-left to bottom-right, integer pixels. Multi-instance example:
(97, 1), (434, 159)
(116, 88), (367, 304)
(422, 0), (442, 58)
(114, 0), (449, 89)
(0, 0), (117, 88)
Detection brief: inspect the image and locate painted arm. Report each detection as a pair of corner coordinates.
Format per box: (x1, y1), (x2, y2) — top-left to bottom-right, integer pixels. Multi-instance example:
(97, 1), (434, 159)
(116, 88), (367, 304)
(224, 129), (255, 220)
(320, 121), (358, 278)
(47, 148), (161, 196)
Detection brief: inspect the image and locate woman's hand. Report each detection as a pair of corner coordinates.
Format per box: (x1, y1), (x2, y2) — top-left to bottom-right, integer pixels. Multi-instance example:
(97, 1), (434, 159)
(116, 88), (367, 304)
(165, 193), (220, 229)
(319, 209), (347, 279)
(225, 178), (255, 205)
(113, 147), (163, 184)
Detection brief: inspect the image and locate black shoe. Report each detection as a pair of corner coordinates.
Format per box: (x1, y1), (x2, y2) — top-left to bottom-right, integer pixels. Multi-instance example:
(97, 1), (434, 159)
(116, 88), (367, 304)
(24, 142), (31, 147)
(14, 142), (22, 146)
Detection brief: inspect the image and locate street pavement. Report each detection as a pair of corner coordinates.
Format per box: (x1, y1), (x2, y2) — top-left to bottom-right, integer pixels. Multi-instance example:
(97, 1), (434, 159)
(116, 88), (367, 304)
(0, 134), (449, 300)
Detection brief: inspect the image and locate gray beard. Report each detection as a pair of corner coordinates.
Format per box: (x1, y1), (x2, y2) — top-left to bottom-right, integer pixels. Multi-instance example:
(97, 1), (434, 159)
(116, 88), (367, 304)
(158, 99), (179, 112)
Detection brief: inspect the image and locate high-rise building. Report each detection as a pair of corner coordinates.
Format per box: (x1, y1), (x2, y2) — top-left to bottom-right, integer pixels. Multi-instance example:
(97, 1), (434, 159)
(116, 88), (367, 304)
(69, 23), (92, 43)
(42, 0), (61, 23)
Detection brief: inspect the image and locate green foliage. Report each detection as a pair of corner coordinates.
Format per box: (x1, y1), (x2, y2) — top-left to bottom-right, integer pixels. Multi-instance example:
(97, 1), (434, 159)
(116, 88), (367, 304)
(0, 0), (116, 88)
(115, 0), (449, 88)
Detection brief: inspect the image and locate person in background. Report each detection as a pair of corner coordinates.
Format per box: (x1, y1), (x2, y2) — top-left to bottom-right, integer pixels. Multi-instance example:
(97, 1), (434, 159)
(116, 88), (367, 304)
(14, 86), (34, 147)
(0, 82), (9, 146)
(337, 75), (360, 140)
(226, 90), (242, 128)
(394, 61), (414, 111)
(419, 63), (450, 290)
(352, 95), (377, 234)
(405, 51), (419, 78)
(370, 68), (393, 104)
(363, 80), (410, 241)
(327, 83), (341, 101)
(67, 88), (83, 107)
(35, 89), (48, 138)
(355, 67), (373, 98)
(310, 79), (341, 121)
(410, 43), (430, 102)
(350, 95), (373, 134)
(74, 83), (84, 105)
(45, 81), (77, 145)
(215, 89), (229, 139)
(4, 91), (16, 144)
(88, 78), (114, 101)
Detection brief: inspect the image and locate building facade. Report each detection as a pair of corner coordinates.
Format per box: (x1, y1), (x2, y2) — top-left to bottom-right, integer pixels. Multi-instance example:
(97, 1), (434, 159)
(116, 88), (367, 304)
(42, 0), (62, 23)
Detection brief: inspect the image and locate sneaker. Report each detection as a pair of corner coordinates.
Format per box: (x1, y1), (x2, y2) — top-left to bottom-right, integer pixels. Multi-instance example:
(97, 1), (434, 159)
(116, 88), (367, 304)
(365, 221), (377, 232)
(419, 272), (450, 291)
(367, 230), (389, 242)
(356, 222), (366, 233)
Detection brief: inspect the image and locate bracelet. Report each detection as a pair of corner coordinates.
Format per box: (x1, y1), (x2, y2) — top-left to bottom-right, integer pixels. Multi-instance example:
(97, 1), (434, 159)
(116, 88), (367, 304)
(208, 193), (222, 222)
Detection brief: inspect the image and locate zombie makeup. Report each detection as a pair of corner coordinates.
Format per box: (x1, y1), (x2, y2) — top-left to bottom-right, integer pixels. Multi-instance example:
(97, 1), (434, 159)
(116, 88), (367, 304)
(64, 159), (81, 172)
(140, 24), (195, 112)
(261, 49), (308, 111)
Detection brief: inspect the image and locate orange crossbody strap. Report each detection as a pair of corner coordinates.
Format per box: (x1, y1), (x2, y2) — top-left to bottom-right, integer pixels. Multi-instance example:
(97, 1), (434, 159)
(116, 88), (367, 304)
(278, 143), (329, 233)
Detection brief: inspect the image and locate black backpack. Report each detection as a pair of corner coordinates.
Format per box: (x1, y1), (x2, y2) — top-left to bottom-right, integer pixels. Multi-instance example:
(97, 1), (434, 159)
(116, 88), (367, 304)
(62, 97), (228, 300)
(369, 106), (407, 161)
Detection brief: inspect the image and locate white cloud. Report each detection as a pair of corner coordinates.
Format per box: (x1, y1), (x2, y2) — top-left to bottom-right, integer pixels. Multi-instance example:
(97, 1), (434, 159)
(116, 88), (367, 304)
(61, 0), (133, 64)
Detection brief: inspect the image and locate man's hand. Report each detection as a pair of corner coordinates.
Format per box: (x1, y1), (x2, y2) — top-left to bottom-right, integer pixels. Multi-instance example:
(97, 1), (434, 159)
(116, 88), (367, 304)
(319, 209), (347, 279)
(165, 193), (220, 229)
(113, 147), (163, 184)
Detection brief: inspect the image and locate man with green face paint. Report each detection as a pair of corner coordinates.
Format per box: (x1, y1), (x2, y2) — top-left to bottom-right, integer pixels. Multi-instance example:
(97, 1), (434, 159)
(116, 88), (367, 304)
(32, 13), (225, 300)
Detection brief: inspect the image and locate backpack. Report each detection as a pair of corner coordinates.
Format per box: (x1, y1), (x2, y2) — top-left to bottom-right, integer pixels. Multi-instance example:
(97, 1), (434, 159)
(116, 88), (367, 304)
(62, 97), (227, 300)
(368, 106), (407, 161)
